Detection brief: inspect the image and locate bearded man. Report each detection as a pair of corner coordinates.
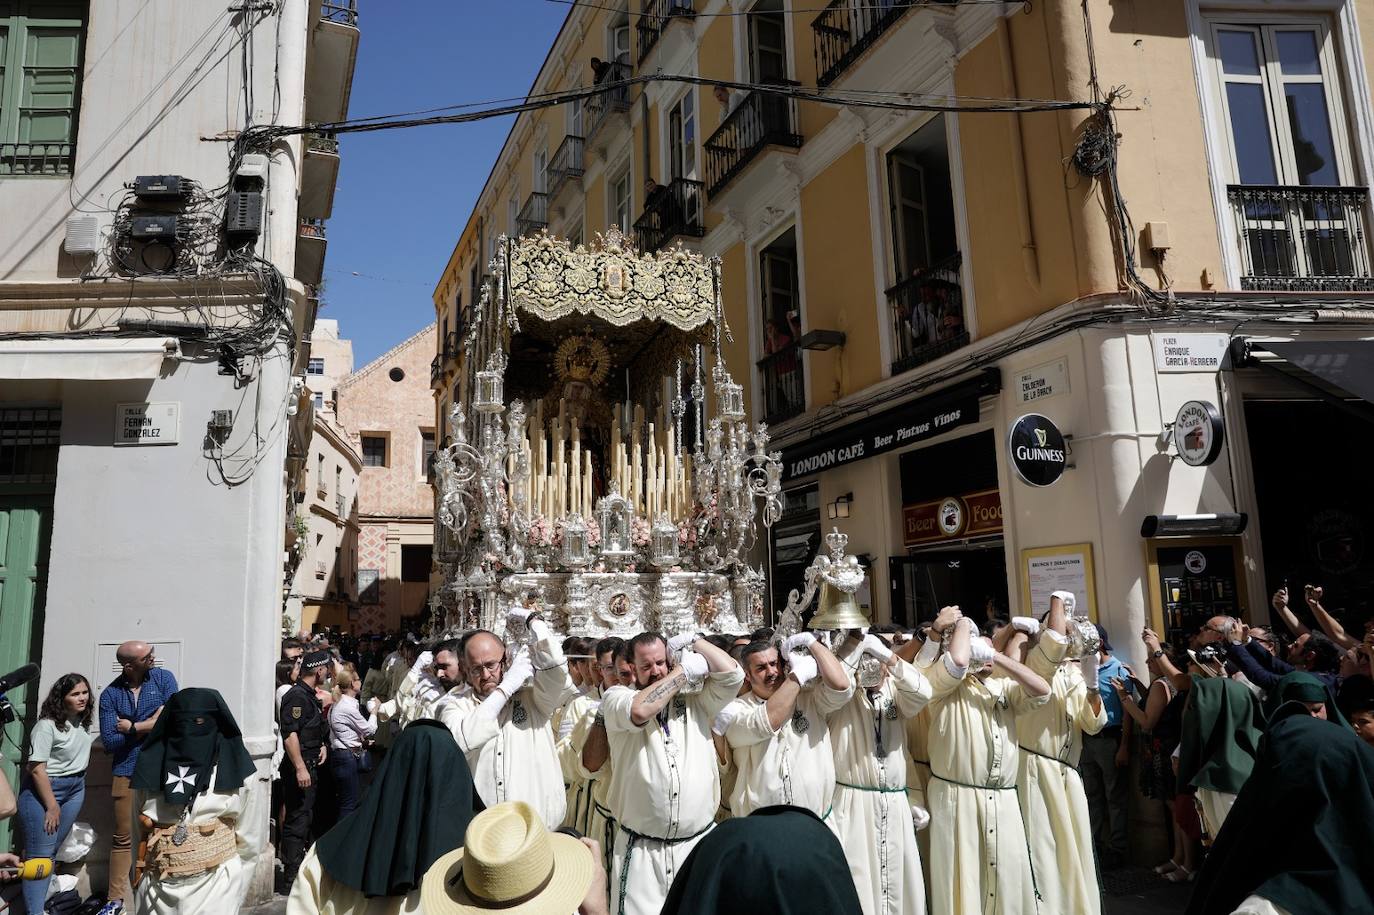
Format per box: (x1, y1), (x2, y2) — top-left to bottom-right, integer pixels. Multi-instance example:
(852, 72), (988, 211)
(600, 631), (742, 915)
(719, 633), (851, 820)
(438, 608), (573, 829)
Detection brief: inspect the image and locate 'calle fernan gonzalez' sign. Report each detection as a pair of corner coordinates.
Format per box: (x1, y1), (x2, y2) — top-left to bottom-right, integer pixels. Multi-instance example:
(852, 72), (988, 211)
(1008, 413), (1067, 487)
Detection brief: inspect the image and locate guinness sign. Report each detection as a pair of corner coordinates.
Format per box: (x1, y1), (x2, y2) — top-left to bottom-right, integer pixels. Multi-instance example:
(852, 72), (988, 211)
(1008, 413), (1067, 487)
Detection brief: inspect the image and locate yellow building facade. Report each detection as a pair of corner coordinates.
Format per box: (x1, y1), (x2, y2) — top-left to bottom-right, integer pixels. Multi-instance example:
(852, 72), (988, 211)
(435, 0), (1374, 676)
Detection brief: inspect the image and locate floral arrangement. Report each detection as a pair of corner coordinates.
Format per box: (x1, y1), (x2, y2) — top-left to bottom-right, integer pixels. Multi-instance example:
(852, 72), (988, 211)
(630, 517), (651, 549)
(527, 515), (553, 548)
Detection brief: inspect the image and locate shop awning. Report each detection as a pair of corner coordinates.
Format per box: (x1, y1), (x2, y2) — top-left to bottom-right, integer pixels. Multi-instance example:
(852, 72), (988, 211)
(1261, 340), (1374, 404)
(0, 337), (179, 380)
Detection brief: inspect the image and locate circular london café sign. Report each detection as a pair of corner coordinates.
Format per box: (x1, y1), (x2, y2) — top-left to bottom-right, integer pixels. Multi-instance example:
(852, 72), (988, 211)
(1172, 400), (1224, 467)
(1008, 413), (1068, 487)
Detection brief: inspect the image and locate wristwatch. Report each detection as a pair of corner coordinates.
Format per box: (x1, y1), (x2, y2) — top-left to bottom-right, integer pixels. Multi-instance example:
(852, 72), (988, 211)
(1151, 649), (1166, 660)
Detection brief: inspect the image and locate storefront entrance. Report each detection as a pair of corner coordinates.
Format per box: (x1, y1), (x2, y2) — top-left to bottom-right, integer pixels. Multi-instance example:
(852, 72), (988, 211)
(890, 543), (1009, 629)
(889, 430), (1009, 629)
(1246, 398), (1374, 619)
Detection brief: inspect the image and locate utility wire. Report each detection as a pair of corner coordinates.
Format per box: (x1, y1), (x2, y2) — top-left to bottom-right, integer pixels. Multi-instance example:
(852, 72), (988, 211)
(543, 0), (1031, 16)
(242, 73), (1100, 148)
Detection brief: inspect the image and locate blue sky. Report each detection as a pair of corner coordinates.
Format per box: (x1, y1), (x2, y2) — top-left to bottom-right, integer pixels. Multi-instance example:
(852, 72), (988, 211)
(322, 1), (570, 367)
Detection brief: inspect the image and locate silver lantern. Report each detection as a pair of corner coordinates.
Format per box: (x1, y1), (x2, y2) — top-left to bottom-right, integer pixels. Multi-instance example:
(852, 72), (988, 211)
(562, 513), (591, 568)
(650, 513), (679, 567)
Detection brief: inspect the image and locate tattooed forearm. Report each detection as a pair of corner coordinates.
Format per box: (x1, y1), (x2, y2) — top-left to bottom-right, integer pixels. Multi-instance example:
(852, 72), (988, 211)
(646, 671), (687, 704)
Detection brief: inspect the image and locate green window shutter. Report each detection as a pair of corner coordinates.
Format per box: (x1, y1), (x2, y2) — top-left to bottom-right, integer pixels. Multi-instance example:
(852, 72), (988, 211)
(0, 0), (84, 177)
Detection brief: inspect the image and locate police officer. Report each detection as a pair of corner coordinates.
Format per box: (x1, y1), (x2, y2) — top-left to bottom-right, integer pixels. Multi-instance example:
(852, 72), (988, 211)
(277, 648), (329, 894)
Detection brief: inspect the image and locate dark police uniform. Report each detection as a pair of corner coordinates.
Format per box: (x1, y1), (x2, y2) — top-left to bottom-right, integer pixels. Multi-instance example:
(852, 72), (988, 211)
(278, 677), (327, 890)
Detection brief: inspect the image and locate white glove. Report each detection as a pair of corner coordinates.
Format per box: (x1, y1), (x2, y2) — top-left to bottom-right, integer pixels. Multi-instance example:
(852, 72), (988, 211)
(861, 634), (894, 663)
(527, 617), (554, 645)
(788, 653), (818, 686)
(1011, 617), (1041, 636)
(969, 637), (996, 664)
(667, 632), (700, 653)
(784, 632), (817, 653)
(366, 698), (380, 714)
(911, 804), (930, 831)
(1051, 590), (1076, 614)
(680, 650), (709, 679)
(499, 652), (534, 697)
(1079, 654), (1100, 691)
(506, 605), (535, 624)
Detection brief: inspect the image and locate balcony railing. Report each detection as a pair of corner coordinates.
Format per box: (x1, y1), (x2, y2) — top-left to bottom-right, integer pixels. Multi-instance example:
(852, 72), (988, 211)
(704, 85), (802, 198)
(0, 142), (75, 177)
(548, 135), (585, 199)
(757, 346), (805, 425)
(321, 0), (359, 25)
(1227, 185), (1374, 291)
(812, 0), (918, 87)
(638, 0), (695, 63)
(516, 192), (549, 238)
(299, 217), (327, 240)
(584, 61), (631, 142)
(431, 331), (460, 383)
(886, 252), (968, 375)
(633, 177), (705, 253)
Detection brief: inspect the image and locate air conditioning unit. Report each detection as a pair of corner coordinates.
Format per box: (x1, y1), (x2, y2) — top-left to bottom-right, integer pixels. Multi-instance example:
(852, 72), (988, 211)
(64, 216), (101, 255)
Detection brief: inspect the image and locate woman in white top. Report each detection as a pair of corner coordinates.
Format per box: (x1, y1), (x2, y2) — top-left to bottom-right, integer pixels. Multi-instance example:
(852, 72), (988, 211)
(18, 673), (95, 914)
(328, 666), (377, 819)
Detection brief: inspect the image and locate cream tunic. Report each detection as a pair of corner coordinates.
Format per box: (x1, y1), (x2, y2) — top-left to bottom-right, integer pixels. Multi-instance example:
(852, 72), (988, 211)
(829, 657), (933, 915)
(555, 689), (598, 832)
(723, 680), (852, 817)
(926, 658), (1049, 915)
(438, 629), (574, 830)
(1017, 630), (1108, 915)
(286, 847), (421, 915)
(602, 666), (745, 915)
(132, 768), (261, 915)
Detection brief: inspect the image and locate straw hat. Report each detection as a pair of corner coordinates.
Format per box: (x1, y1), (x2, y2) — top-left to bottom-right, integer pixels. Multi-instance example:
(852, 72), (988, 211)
(421, 802), (594, 914)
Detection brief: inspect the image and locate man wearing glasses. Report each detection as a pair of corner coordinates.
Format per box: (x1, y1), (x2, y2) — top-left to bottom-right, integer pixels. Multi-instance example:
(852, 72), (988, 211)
(97, 640), (178, 906)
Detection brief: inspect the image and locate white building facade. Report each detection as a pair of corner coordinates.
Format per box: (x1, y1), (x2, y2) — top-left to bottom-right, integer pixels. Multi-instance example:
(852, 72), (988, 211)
(0, 0), (358, 899)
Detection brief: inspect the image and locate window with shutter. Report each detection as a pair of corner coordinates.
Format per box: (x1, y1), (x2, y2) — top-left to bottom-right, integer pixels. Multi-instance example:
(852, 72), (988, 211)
(0, 1), (85, 176)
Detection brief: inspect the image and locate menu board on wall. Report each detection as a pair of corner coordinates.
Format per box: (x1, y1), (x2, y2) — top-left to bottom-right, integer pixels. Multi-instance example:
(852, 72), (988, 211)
(1154, 543), (1240, 649)
(1021, 543), (1097, 620)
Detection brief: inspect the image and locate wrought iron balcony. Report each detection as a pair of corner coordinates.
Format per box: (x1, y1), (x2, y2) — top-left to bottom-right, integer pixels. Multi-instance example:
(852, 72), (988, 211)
(812, 0), (918, 87)
(633, 177), (705, 253)
(0, 142), (74, 177)
(516, 192), (549, 238)
(638, 0), (695, 63)
(584, 61), (632, 143)
(306, 131), (339, 155)
(886, 252), (968, 375)
(757, 345), (806, 426)
(548, 135), (585, 199)
(321, 0), (358, 26)
(431, 331), (461, 383)
(1227, 185), (1374, 291)
(704, 85), (802, 198)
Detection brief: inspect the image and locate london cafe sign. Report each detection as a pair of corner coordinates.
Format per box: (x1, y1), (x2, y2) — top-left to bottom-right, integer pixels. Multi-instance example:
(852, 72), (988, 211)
(1008, 413), (1068, 487)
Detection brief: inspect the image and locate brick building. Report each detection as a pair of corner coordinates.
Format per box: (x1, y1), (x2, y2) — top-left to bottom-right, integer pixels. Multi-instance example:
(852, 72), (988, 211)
(335, 323), (438, 632)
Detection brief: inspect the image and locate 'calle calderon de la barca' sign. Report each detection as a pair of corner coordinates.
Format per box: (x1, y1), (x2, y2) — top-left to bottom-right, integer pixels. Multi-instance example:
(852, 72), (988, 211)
(1008, 413), (1067, 487)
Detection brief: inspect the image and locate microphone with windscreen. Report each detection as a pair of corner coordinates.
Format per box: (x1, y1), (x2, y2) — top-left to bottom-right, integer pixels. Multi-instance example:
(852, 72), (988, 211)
(0, 857), (53, 880)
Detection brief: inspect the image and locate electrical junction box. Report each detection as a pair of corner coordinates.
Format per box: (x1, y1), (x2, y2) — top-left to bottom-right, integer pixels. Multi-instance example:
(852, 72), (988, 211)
(236, 153), (269, 180)
(133, 175), (187, 200)
(130, 215), (178, 240)
(225, 190), (263, 237)
(1144, 221), (1171, 251)
(64, 215), (101, 254)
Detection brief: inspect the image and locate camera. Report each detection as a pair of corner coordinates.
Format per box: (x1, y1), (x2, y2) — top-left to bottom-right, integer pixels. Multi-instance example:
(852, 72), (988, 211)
(0, 693), (14, 726)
